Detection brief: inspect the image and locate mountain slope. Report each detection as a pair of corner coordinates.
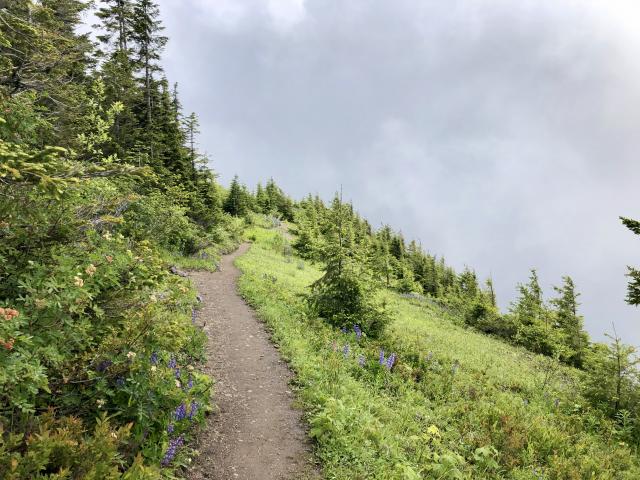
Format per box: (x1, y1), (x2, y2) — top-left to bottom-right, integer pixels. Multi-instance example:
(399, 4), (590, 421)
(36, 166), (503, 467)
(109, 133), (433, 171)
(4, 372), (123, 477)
(237, 224), (640, 480)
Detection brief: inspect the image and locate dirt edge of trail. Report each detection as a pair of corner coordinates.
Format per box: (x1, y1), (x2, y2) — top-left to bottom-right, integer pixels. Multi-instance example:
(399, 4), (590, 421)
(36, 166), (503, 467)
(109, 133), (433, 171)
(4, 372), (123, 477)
(186, 243), (319, 480)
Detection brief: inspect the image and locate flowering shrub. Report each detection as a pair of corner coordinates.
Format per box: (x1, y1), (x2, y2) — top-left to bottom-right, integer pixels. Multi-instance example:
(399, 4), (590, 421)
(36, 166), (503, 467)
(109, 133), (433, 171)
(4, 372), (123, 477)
(0, 169), (214, 477)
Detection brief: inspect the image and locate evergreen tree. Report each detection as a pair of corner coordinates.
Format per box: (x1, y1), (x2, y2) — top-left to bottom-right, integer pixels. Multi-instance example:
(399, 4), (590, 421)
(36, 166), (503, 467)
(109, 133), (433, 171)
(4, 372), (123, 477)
(551, 276), (590, 367)
(620, 217), (640, 306)
(95, 0), (134, 55)
(511, 269), (563, 356)
(223, 175), (248, 217)
(485, 277), (497, 307)
(458, 267), (479, 298)
(183, 112), (201, 177)
(131, 0), (167, 141)
(308, 193), (389, 337)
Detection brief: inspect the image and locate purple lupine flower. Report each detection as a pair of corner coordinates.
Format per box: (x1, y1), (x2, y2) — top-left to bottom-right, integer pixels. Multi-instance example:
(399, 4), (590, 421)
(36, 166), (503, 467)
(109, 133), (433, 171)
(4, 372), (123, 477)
(116, 377), (125, 387)
(161, 435), (184, 467)
(379, 349), (386, 365)
(188, 401), (199, 420)
(150, 352), (159, 365)
(191, 308), (197, 323)
(342, 344), (350, 358)
(174, 403), (187, 421)
(168, 357), (177, 369)
(358, 354), (366, 367)
(167, 423), (174, 434)
(174, 368), (181, 379)
(187, 377), (194, 390)
(386, 353), (397, 370)
(353, 325), (362, 341)
(96, 360), (112, 372)
(341, 326), (347, 334)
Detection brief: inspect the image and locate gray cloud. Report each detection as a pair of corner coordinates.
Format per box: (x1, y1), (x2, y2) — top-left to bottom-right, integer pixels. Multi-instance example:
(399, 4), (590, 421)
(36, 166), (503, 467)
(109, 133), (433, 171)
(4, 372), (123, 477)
(158, 0), (640, 345)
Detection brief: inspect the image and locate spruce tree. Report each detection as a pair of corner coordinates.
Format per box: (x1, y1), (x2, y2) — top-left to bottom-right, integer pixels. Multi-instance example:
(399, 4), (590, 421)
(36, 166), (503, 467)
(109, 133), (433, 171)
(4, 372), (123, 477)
(183, 112), (201, 177)
(551, 276), (589, 367)
(223, 175), (248, 217)
(621, 217), (640, 306)
(131, 0), (167, 143)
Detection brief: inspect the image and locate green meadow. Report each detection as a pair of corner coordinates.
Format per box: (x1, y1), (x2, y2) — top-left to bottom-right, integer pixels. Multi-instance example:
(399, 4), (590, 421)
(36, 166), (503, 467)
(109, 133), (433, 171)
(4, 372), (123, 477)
(237, 226), (639, 480)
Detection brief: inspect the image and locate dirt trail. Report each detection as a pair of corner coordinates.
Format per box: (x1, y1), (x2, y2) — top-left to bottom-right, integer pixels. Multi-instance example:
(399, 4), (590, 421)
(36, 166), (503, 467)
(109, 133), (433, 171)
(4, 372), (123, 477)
(187, 243), (317, 480)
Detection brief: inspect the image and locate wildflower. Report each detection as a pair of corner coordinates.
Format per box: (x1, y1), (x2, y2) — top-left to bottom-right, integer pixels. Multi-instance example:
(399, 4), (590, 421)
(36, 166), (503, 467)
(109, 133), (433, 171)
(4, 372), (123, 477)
(151, 365), (157, 373)
(379, 349), (386, 365)
(174, 403), (187, 421)
(167, 423), (175, 434)
(427, 424), (441, 437)
(187, 377), (194, 389)
(175, 380), (181, 388)
(150, 352), (159, 365)
(175, 368), (181, 379)
(353, 324), (362, 341)
(73, 276), (84, 288)
(116, 377), (125, 387)
(96, 360), (113, 372)
(342, 344), (350, 358)
(0, 308), (19, 321)
(168, 356), (177, 369)
(110, 432), (118, 439)
(188, 401), (199, 420)
(386, 353), (397, 370)
(105, 255), (114, 263)
(341, 326), (347, 334)
(150, 294), (158, 303)
(85, 264), (97, 277)
(161, 435), (184, 467)
(358, 354), (366, 367)
(103, 232), (112, 240)
(187, 365), (194, 371)
(96, 399), (105, 408)
(1, 338), (15, 350)
(126, 351), (136, 360)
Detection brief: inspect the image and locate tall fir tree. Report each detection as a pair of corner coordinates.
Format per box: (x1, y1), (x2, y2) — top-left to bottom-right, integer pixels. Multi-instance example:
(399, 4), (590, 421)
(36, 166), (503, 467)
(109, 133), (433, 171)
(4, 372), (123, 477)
(620, 217), (640, 306)
(131, 0), (167, 153)
(551, 276), (589, 367)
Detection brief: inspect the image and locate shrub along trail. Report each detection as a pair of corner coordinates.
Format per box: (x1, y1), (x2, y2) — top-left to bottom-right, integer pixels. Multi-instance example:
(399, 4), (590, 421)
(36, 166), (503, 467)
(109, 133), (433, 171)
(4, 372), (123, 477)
(187, 243), (317, 480)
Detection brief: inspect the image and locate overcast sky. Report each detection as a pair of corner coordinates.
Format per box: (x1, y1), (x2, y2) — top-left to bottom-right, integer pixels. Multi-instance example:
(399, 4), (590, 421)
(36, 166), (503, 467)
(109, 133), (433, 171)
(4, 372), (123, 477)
(148, 0), (639, 345)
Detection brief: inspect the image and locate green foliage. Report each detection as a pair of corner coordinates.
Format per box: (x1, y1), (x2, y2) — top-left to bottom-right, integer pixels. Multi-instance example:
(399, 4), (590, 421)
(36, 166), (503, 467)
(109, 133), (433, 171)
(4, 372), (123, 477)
(583, 333), (640, 443)
(621, 216), (640, 306)
(237, 228), (640, 479)
(307, 195), (391, 338)
(0, 2), (233, 475)
(223, 175), (251, 217)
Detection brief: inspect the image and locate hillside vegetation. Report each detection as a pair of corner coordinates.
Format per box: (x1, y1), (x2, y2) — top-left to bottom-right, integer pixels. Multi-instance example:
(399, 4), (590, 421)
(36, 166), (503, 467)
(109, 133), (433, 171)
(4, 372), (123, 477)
(239, 225), (639, 479)
(2, 1), (640, 479)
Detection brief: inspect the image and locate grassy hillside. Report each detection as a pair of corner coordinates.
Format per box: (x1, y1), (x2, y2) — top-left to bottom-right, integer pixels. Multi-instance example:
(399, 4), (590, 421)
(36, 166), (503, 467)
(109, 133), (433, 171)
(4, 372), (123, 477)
(238, 225), (639, 479)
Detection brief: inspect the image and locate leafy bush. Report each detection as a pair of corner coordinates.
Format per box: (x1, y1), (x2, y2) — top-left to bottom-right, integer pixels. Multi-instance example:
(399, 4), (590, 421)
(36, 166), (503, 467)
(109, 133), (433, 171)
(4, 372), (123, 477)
(123, 191), (205, 255)
(0, 153), (213, 477)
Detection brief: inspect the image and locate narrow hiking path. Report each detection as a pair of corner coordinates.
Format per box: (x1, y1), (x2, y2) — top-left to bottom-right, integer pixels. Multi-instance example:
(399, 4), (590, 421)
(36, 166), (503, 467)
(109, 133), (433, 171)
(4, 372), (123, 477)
(187, 243), (317, 480)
